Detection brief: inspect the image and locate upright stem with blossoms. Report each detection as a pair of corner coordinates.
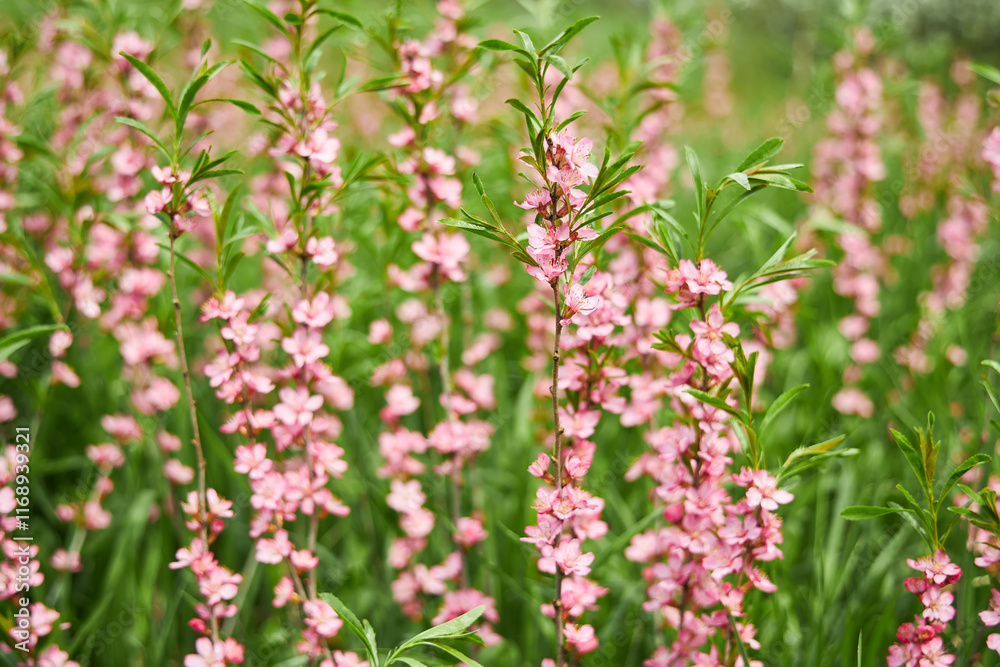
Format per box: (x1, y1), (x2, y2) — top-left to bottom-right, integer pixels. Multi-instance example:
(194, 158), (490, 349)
(447, 18), (643, 666)
(371, 1), (504, 642)
(843, 415), (992, 665)
(125, 45), (254, 667)
(623, 138), (829, 664)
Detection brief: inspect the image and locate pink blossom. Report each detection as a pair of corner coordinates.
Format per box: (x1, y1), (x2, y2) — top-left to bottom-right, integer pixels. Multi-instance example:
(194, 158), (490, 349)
(552, 538), (594, 576)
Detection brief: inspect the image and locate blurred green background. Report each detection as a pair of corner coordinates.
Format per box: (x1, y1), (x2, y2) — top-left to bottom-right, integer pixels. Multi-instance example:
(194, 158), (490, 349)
(2, 1), (1000, 666)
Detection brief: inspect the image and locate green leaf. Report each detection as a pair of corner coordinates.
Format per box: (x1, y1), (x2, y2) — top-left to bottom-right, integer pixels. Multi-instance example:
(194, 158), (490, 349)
(242, 0), (291, 35)
(114, 117), (170, 158)
(895, 484), (935, 543)
(777, 448), (859, 483)
(684, 388), (744, 422)
(555, 110), (586, 131)
(726, 172), (751, 190)
(759, 384), (809, 435)
(177, 62), (230, 132)
(215, 184), (244, 250)
(543, 52), (572, 78)
(190, 169), (245, 184)
(400, 606), (485, 649)
(120, 54), (175, 118)
(782, 435), (847, 469)
(539, 16), (600, 56)
(729, 612), (751, 667)
(505, 98), (539, 125)
(193, 98), (261, 115)
(0, 324), (70, 364)
(748, 172), (813, 192)
(439, 218), (506, 243)
(0, 273), (32, 286)
(318, 593), (376, 658)
(892, 428), (929, 496)
(969, 62), (1000, 86)
(736, 137), (784, 172)
(684, 146), (705, 222)
(513, 28), (535, 54)
(937, 453), (991, 513)
(576, 222), (624, 263)
(982, 360), (1000, 376)
(313, 8), (363, 28)
(357, 74), (407, 93)
(418, 642), (485, 667)
(239, 59), (277, 99)
(247, 294), (271, 323)
(231, 38), (279, 64)
(391, 658), (429, 667)
(983, 375), (1000, 415)
(477, 39), (529, 56)
(840, 505), (909, 520)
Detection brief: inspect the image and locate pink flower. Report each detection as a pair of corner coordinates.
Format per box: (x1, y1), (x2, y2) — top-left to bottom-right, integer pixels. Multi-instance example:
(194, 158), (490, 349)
(907, 550), (961, 585)
(0, 395), (16, 422)
(144, 188), (170, 214)
(306, 236), (339, 268)
(387, 479), (426, 514)
(274, 386), (324, 426)
(36, 645), (81, 667)
(736, 468), (793, 511)
(50, 549), (82, 573)
(453, 516), (488, 548)
(982, 127), (1000, 191)
(383, 384), (420, 419)
(562, 284), (599, 325)
(49, 329), (73, 357)
(164, 459), (195, 485)
(980, 589), (1000, 626)
(564, 623), (598, 654)
(282, 328), (330, 366)
(831, 387), (874, 418)
(664, 259), (733, 305)
(412, 231), (470, 282)
(920, 585), (955, 623)
(303, 599), (343, 637)
(552, 538), (594, 576)
(369, 319), (393, 344)
(431, 588), (499, 625)
(293, 292), (337, 328)
(184, 637), (225, 667)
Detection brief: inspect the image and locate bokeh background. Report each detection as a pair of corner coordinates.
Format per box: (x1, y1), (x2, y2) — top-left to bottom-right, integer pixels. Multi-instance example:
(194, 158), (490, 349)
(2, 0), (1000, 665)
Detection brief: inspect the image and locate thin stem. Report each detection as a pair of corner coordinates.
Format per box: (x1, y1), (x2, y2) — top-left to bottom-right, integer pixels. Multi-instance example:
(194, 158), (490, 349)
(434, 278), (469, 587)
(168, 228), (217, 640)
(550, 276), (566, 667)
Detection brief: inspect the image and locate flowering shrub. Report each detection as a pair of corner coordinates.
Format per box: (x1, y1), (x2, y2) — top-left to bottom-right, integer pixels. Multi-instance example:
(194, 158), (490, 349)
(0, 1), (999, 666)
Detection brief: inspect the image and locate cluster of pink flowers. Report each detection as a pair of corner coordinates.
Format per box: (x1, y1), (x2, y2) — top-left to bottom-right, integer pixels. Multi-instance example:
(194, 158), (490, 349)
(624, 261), (790, 666)
(812, 28), (887, 420)
(506, 78), (617, 660)
(887, 550), (961, 667)
(516, 130), (600, 285)
(169, 488), (244, 666)
(522, 276), (622, 661)
(893, 66), (986, 376)
(369, 0), (501, 645)
(207, 288), (358, 660)
(182, 5), (372, 661)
